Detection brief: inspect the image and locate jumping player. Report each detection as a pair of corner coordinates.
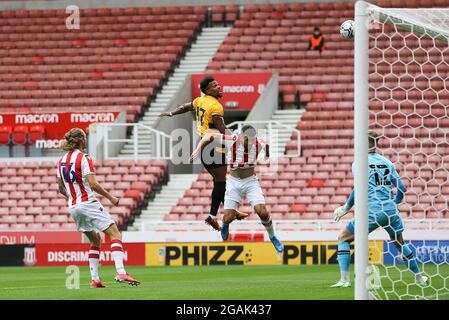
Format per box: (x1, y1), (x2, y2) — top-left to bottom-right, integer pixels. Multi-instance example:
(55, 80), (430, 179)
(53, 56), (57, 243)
(190, 125), (284, 254)
(331, 131), (428, 288)
(159, 76), (247, 231)
(57, 128), (140, 288)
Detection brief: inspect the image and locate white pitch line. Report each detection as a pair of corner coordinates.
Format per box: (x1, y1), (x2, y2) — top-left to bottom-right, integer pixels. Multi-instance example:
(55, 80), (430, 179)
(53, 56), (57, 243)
(0, 285), (85, 290)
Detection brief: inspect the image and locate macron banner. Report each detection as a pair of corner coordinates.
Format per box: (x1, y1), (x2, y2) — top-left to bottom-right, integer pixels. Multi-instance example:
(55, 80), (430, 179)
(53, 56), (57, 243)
(0, 111), (120, 141)
(191, 73), (272, 110)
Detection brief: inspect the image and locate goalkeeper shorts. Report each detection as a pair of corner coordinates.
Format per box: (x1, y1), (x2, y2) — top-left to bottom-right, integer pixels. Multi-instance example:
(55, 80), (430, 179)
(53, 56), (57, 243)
(346, 211), (404, 240)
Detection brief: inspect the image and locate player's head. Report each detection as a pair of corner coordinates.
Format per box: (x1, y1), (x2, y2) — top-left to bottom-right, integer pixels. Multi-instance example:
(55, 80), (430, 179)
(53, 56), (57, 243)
(200, 76), (222, 98)
(313, 27), (321, 36)
(61, 128), (86, 152)
(368, 131), (380, 153)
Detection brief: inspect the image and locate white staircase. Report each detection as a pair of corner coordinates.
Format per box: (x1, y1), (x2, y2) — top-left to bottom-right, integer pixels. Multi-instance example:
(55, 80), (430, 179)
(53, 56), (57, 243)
(270, 109), (304, 157)
(129, 174), (198, 230)
(119, 27), (231, 158)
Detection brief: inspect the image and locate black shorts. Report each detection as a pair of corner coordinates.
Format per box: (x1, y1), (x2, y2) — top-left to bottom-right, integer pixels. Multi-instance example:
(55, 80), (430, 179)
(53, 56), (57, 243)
(200, 140), (226, 172)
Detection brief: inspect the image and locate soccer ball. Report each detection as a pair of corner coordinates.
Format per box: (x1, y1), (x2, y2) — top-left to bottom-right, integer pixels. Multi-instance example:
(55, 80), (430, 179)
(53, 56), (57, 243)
(340, 20), (354, 40)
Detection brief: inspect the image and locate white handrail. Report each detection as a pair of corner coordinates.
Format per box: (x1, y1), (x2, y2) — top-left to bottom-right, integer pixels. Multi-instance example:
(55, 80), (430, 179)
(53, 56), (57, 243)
(99, 123), (172, 161)
(226, 120), (301, 158)
(137, 218), (449, 233)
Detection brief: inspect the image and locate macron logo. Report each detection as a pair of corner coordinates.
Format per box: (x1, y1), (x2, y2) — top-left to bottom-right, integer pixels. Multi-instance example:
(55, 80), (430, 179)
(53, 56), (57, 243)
(15, 114), (59, 124)
(71, 113), (115, 123)
(223, 85), (255, 93)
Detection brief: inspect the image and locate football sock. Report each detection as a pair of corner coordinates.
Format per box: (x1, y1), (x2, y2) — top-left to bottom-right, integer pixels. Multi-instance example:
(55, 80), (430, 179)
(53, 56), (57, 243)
(210, 181), (226, 217)
(88, 246), (100, 281)
(401, 243), (419, 274)
(110, 240), (126, 275)
(337, 241), (351, 282)
(261, 215), (275, 238)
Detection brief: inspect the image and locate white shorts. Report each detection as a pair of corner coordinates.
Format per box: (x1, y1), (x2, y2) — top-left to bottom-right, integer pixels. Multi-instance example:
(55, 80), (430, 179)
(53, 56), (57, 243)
(224, 174), (265, 210)
(68, 200), (115, 233)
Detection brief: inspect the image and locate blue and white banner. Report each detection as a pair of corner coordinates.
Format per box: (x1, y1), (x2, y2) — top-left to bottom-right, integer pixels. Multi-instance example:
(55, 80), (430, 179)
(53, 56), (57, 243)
(384, 240), (449, 264)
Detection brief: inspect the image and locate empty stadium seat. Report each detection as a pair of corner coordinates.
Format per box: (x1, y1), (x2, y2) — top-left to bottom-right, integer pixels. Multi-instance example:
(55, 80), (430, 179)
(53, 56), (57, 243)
(0, 6), (204, 129)
(0, 159), (167, 230)
(0, 126), (12, 144)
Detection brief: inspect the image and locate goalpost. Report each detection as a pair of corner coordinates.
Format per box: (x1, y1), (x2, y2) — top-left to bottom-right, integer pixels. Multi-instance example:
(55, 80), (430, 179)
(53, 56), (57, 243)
(354, 1), (449, 300)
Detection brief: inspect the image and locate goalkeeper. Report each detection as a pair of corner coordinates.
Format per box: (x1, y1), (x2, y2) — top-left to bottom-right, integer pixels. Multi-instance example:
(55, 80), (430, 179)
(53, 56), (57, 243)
(331, 131), (428, 288)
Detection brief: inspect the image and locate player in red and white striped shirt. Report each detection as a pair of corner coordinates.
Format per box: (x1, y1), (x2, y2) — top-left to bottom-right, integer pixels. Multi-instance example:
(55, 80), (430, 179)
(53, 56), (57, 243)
(57, 128), (140, 288)
(190, 125), (284, 254)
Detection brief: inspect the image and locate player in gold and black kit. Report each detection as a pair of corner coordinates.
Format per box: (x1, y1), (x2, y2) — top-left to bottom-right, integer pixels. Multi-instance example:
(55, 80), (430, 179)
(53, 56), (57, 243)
(160, 76), (247, 231)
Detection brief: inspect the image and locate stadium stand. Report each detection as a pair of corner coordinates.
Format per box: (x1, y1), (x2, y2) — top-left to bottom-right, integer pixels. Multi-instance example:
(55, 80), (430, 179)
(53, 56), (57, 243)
(168, 0), (449, 222)
(0, 5), (207, 136)
(0, 1), (448, 229)
(0, 159), (168, 230)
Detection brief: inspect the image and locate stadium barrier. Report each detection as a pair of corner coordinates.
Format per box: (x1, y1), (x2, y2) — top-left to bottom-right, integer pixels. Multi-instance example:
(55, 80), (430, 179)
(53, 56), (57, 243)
(93, 122), (172, 161)
(0, 231), (84, 245)
(31, 243), (146, 267)
(144, 241), (384, 266)
(1, 239), (447, 267)
(227, 119), (301, 158)
(0, 244), (32, 266)
(0, 111), (121, 142)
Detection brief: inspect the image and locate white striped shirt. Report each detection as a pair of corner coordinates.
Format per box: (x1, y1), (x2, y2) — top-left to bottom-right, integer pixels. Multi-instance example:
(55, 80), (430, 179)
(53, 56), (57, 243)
(57, 149), (96, 207)
(222, 132), (265, 170)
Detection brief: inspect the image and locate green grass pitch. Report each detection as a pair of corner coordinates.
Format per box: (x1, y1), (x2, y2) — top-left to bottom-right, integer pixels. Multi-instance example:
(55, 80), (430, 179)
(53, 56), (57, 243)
(0, 265), (447, 300)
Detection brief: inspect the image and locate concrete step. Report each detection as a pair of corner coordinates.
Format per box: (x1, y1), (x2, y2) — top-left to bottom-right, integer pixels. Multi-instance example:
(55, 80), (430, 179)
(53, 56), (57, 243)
(274, 109), (304, 114)
(178, 62), (208, 67)
(176, 68), (206, 73)
(120, 149), (151, 154)
(184, 52), (216, 58)
(186, 49), (218, 54)
(150, 102), (169, 107)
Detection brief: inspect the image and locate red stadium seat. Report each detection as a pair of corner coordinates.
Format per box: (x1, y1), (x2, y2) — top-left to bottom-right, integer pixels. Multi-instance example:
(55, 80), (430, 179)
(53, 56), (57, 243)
(29, 125), (45, 143)
(0, 126), (12, 144)
(12, 125), (29, 144)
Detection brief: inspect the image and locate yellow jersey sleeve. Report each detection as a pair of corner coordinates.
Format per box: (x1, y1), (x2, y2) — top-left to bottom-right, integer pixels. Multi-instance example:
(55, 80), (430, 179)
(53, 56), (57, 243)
(209, 103), (224, 117)
(192, 97), (200, 109)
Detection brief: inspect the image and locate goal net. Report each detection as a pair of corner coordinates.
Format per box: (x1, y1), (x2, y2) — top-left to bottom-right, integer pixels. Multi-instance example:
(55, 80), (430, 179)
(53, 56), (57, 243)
(356, 2), (449, 300)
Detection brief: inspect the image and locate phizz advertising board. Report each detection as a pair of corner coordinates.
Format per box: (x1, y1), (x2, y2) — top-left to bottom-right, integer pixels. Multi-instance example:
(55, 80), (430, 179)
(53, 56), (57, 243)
(145, 241), (384, 266)
(191, 73), (272, 110)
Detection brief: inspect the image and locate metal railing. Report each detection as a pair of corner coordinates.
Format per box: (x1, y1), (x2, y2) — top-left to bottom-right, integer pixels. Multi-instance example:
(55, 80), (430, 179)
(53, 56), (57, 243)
(226, 120), (301, 158)
(99, 123), (172, 161)
(136, 219), (449, 234)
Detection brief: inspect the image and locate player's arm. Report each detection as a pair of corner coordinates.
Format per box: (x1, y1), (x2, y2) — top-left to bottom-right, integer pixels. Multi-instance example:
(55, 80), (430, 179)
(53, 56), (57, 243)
(159, 102), (193, 118)
(392, 178), (407, 204)
(85, 174), (120, 206)
(390, 166), (407, 204)
(189, 132), (223, 162)
(57, 178), (68, 198)
(334, 189), (354, 222)
(212, 115), (231, 135)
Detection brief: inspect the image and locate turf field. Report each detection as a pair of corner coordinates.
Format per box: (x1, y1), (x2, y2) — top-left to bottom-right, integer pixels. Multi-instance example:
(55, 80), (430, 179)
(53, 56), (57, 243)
(0, 265), (447, 300)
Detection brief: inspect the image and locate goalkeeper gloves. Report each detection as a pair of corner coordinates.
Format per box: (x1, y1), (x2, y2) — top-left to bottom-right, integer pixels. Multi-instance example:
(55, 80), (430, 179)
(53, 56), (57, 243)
(333, 204), (351, 222)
